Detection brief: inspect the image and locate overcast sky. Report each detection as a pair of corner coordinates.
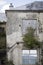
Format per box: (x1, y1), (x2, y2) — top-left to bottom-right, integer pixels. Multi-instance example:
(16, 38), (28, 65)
(0, 0), (43, 13)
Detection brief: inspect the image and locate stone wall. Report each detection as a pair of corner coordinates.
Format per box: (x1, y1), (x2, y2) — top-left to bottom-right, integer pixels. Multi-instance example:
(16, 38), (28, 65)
(6, 10), (43, 65)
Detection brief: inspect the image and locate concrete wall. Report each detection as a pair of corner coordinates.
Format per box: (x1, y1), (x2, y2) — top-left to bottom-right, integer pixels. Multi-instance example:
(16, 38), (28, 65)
(5, 10), (43, 65)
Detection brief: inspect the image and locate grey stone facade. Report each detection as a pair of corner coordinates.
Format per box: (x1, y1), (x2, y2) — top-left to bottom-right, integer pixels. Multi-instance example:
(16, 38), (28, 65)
(5, 2), (43, 65)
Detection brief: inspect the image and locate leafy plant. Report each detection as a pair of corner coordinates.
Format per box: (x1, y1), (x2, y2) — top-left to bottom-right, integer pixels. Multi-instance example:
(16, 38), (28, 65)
(6, 60), (14, 65)
(23, 27), (40, 49)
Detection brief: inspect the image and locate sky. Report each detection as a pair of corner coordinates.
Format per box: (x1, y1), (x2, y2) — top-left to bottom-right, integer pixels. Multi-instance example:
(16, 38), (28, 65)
(0, 0), (43, 13)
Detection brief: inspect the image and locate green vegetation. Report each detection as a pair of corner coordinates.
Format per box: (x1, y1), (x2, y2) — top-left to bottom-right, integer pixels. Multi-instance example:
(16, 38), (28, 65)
(0, 28), (6, 49)
(0, 27), (14, 65)
(23, 27), (41, 65)
(6, 60), (14, 65)
(0, 27), (6, 65)
(23, 27), (41, 49)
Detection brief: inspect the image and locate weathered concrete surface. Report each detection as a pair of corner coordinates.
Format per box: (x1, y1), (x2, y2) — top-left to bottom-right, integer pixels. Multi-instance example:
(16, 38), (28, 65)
(5, 10), (43, 65)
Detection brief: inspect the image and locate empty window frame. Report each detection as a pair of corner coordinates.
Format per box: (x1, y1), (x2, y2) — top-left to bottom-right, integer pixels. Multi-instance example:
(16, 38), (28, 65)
(22, 19), (37, 34)
(22, 50), (37, 64)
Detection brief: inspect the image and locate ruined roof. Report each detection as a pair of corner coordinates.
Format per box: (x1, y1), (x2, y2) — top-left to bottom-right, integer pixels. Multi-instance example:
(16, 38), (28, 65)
(26, 1), (43, 10)
(15, 1), (43, 10)
(0, 13), (7, 22)
(1, 1), (43, 22)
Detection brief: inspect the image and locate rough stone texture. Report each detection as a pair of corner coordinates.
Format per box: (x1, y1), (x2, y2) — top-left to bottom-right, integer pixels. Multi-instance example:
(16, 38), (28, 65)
(6, 10), (43, 65)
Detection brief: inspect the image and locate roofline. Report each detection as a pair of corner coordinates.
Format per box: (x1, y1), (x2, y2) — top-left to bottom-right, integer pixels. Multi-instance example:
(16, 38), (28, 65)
(0, 22), (6, 24)
(5, 10), (43, 13)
